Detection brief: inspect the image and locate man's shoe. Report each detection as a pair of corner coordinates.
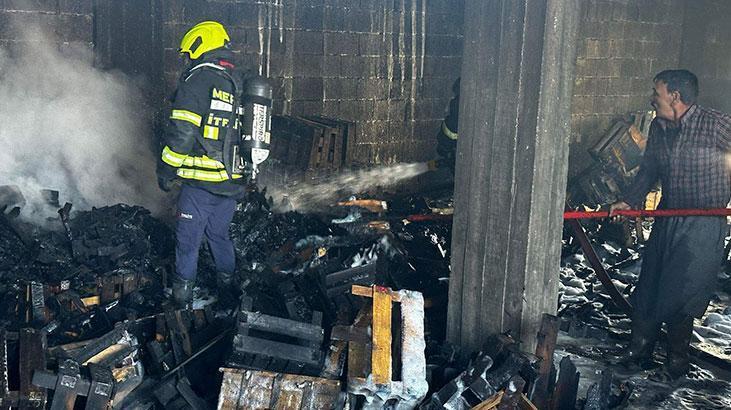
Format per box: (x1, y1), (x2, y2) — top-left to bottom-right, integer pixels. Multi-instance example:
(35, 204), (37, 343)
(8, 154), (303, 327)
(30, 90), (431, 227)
(616, 320), (660, 369)
(663, 315), (693, 379)
(617, 335), (657, 369)
(172, 277), (194, 309)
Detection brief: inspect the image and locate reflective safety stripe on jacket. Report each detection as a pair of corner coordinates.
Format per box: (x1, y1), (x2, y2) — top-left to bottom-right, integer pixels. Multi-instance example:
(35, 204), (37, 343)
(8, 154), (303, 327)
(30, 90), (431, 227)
(161, 145), (242, 182)
(170, 110), (202, 127)
(441, 121), (458, 140)
(162, 61), (242, 183)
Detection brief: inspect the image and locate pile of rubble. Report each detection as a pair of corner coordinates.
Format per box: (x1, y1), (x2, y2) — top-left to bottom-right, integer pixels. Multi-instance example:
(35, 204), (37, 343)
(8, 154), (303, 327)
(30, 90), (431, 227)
(557, 218), (731, 409)
(0, 183), (536, 408)
(6, 182), (729, 409)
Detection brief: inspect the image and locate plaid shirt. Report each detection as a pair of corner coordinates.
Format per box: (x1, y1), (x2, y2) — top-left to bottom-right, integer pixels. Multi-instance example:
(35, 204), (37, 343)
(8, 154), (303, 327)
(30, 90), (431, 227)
(624, 104), (731, 209)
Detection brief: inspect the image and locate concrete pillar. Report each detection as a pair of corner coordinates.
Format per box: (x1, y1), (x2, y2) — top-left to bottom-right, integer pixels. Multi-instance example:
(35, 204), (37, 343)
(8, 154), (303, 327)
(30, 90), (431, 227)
(447, 0), (580, 353)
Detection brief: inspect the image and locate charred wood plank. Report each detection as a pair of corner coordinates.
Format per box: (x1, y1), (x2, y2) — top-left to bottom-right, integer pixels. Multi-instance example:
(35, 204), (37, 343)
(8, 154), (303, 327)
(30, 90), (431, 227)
(331, 325), (370, 345)
(176, 377), (207, 410)
(0, 330), (8, 407)
(35, 360), (89, 410)
(321, 340), (347, 379)
(19, 328), (47, 410)
(84, 364), (114, 410)
(497, 375), (526, 409)
(30, 282), (46, 324)
(530, 314), (559, 409)
(426, 353), (494, 409)
(583, 369), (612, 410)
(62, 323), (127, 364)
(232, 335), (321, 366)
(566, 218), (632, 314)
(324, 263), (377, 298)
(238, 311), (323, 343)
(550, 356), (579, 410)
(484, 353), (532, 393)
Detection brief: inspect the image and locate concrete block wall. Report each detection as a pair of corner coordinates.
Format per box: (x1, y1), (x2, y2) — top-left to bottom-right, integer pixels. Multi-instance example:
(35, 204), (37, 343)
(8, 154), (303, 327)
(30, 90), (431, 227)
(680, 0), (731, 115)
(159, 0), (463, 165)
(569, 0), (685, 177)
(0, 0), (93, 54)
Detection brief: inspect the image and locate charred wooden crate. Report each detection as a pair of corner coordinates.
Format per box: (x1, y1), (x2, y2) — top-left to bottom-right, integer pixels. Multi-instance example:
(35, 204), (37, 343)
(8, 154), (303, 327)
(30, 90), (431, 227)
(217, 368), (343, 410)
(262, 115), (353, 185)
(569, 111), (655, 207)
(227, 296), (325, 376)
(589, 111), (654, 178)
(567, 164), (623, 207)
(34, 324), (144, 409)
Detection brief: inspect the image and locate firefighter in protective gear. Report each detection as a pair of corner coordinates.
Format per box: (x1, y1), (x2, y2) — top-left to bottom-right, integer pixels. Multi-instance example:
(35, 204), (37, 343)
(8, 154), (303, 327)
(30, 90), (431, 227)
(435, 78), (460, 172)
(157, 21), (245, 307)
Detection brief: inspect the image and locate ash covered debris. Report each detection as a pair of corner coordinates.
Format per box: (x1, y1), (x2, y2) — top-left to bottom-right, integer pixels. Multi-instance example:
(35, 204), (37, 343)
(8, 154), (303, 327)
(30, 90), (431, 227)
(0, 183), (464, 408)
(2, 180), (731, 409)
(556, 216), (731, 409)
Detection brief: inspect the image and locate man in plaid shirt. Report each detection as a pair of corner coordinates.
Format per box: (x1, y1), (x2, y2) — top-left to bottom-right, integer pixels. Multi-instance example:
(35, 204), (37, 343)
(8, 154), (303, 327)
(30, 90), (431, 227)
(612, 69), (731, 380)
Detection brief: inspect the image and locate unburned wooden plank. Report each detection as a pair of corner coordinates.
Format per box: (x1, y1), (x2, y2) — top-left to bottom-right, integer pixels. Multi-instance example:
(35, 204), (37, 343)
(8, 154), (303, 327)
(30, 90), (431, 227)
(371, 286), (392, 385)
(351, 285), (372, 298)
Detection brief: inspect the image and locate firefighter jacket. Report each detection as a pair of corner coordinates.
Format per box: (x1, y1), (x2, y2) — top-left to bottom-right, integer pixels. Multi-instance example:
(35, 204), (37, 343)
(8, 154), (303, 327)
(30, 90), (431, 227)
(159, 50), (245, 197)
(436, 89), (459, 170)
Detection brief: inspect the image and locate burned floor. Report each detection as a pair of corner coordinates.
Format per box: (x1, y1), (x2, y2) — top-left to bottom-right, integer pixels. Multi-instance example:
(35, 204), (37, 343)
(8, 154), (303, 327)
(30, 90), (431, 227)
(1, 180), (731, 410)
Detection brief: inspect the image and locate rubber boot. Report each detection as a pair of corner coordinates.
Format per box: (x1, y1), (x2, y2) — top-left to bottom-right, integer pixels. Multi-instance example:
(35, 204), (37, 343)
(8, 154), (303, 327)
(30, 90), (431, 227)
(618, 319), (660, 368)
(172, 276), (194, 309)
(216, 270), (235, 288)
(664, 315), (693, 379)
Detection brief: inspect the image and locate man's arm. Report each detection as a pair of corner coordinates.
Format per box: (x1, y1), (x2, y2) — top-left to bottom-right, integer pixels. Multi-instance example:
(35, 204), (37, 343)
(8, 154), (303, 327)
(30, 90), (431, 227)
(158, 74), (208, 189)
(611, 120), (661, 213)
(714, 112), (731, 152)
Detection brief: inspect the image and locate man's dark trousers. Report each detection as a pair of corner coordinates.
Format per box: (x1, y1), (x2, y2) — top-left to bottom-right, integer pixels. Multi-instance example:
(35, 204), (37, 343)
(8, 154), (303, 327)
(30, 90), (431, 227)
(175, 184), (236, 281)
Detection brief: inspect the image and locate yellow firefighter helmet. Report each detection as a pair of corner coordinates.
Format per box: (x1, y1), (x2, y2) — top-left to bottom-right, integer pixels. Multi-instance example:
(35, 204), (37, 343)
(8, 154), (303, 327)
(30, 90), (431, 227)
(179, 21), (230, 60)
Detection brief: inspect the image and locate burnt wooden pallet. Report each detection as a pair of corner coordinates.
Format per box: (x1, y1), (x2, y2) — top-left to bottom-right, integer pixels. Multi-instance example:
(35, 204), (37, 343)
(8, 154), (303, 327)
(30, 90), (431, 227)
(228, 297), (324, 376)
(217, 368), (342, 410)
(346, 285), (429, 408)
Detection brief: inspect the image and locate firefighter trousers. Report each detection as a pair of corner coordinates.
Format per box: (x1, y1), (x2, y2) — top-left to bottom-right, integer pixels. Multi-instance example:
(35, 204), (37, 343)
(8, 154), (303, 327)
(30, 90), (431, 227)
(175, 184), (236, 281)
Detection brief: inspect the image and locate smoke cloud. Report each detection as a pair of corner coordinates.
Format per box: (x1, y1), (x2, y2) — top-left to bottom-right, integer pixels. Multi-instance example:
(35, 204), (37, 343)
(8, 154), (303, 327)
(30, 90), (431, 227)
(266, 162), (430, 212)
(0, 24), (165, 224)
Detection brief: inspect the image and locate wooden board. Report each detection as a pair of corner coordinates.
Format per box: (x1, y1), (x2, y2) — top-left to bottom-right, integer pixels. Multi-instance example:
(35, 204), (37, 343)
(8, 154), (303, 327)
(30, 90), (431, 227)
(19, 329), (47, 409)
(217, 368), (340, 410)
(371, 287), (392, 385)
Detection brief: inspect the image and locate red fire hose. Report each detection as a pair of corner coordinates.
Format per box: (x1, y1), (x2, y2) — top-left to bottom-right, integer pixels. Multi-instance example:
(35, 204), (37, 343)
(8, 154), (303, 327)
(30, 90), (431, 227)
(564, 208), (731, 219)
(406, 208), (731, 222)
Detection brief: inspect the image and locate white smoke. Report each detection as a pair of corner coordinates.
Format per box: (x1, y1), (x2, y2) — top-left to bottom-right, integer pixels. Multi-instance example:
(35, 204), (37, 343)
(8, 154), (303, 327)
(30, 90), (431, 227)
(266, 162), (430, 212)
(0, 24), (166, 224)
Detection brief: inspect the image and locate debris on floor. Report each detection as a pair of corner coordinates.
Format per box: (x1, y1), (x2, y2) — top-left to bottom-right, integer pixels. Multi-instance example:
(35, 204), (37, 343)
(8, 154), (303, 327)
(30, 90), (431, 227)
(2, 178), (731, 409)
